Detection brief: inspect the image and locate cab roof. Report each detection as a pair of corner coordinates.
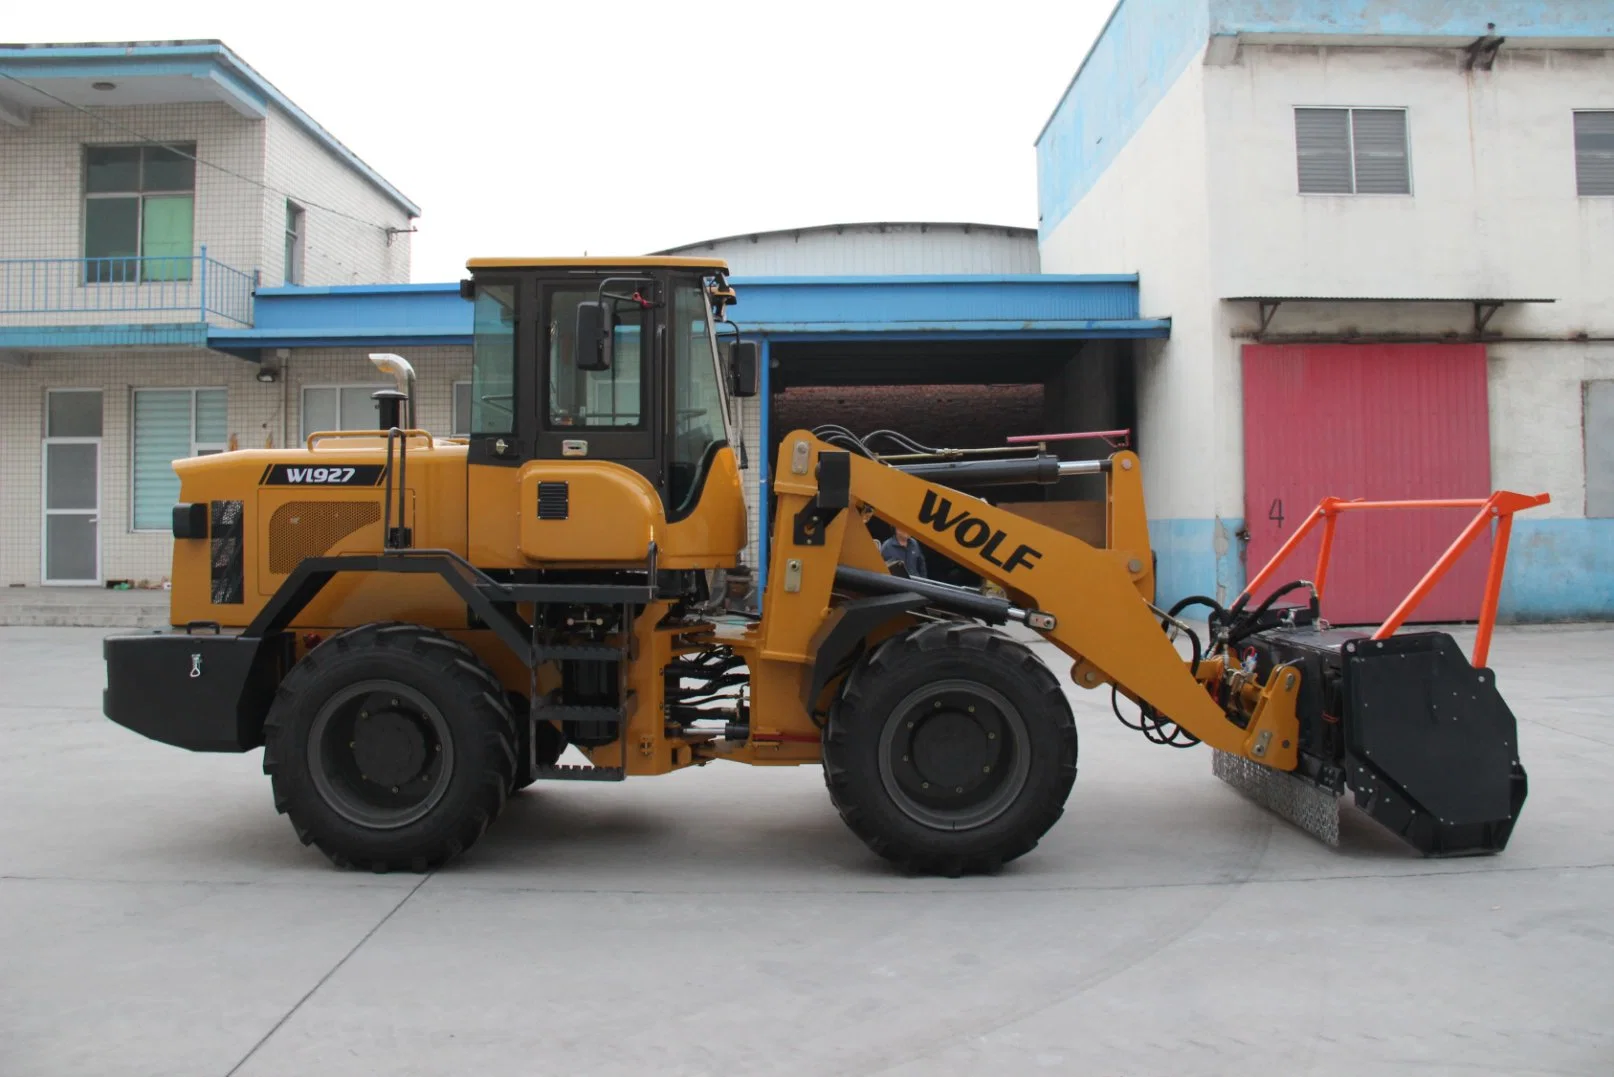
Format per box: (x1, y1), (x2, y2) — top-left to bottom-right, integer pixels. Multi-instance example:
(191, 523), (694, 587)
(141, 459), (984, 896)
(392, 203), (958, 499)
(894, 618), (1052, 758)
(466, 256), (729, 271)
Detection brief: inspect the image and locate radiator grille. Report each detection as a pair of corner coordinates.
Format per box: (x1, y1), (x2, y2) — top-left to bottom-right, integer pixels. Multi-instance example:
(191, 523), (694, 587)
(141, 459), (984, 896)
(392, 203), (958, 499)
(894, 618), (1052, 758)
(268, 500), (381, 573)
(537, 481), (570, 520)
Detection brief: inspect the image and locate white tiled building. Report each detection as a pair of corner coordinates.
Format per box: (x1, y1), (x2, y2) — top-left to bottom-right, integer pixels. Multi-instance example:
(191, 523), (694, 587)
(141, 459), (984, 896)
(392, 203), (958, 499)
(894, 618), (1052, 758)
(0, 41), (419, 587)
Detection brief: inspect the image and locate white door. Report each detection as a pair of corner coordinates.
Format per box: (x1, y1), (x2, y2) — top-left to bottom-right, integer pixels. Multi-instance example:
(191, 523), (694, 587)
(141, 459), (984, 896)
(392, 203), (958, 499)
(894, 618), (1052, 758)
(42, 389), (103, 585)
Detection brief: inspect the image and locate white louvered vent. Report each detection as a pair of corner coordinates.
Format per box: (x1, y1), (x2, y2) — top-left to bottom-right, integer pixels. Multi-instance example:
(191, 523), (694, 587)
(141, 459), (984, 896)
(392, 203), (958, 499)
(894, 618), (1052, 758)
(1350, 109), (1410, 194)
(1296, 108), (1353, 194)
(1295, 107), (1409, 196)
(1576, 111), (1614, 197)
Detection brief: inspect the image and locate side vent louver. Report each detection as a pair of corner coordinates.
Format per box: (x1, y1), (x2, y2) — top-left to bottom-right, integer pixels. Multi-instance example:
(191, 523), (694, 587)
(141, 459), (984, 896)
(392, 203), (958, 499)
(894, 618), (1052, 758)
(537, 481), (570, 520)
(210, 500), (244, 604)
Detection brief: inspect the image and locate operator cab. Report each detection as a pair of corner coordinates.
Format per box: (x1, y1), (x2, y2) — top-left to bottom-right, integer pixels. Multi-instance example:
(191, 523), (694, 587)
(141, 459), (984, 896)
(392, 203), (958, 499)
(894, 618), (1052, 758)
(459, 257), (756, 522)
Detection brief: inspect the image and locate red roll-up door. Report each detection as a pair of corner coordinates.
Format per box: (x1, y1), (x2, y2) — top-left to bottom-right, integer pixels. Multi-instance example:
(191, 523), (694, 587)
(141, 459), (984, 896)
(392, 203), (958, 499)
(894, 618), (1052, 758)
(1241, 343), (1491, 625)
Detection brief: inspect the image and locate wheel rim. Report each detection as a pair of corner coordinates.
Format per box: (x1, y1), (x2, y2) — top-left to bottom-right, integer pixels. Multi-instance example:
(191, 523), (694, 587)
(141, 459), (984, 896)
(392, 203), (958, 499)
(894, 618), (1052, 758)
(876, 678), (1031, 830)
(308, 679), (454, 830)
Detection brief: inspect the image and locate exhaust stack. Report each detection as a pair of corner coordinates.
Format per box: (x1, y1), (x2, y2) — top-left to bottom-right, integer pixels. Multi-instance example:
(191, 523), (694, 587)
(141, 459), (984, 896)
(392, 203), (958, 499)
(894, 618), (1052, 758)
(369, 353), (417, 429)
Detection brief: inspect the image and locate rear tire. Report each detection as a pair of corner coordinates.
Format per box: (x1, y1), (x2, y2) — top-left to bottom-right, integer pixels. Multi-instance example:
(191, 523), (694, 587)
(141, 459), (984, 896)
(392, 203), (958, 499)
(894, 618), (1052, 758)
(262, 623), (516, 871)
(822, 621), (1078, 875)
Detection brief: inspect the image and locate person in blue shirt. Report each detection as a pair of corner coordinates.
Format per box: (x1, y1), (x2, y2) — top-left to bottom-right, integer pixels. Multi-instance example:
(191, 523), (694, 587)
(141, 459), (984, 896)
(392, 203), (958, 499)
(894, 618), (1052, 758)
(879, 527), (927, 579)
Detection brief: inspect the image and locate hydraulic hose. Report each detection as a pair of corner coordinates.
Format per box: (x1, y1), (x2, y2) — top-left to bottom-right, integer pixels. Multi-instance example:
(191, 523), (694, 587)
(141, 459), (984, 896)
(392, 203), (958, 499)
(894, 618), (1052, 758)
(1224, 580), (1312, 647)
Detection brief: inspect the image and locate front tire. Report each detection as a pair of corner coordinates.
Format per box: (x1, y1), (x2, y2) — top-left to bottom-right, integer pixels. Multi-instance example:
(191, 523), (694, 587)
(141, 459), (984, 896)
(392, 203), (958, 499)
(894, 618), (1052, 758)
(823, 622), (1078, 875)
(262, 623), (516, 871)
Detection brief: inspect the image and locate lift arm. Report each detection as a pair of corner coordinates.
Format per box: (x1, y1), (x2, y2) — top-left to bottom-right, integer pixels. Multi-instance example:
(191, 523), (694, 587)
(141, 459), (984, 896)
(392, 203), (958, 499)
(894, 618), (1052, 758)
(759, 431), (1267, 761)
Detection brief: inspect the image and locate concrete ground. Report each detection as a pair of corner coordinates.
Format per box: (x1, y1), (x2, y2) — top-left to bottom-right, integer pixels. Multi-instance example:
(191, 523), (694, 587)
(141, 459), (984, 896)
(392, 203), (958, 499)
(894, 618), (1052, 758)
(1, 624), (1611, 1077)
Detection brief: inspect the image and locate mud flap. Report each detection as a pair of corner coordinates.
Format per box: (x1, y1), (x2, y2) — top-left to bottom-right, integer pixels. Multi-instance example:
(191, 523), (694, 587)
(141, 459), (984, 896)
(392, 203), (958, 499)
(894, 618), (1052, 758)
(1341, 633), (1527, 856)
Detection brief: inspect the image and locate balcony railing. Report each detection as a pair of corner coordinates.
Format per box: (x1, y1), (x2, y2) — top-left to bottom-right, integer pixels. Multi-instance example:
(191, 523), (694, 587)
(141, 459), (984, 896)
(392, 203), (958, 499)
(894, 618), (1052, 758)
(0, 246), (256, 326)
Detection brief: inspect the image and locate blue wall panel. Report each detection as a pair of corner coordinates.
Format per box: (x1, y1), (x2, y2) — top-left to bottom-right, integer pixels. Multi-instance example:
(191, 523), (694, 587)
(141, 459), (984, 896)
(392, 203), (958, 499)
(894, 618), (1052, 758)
(1035, 0), (1209, 239)
(1209, 0), (1614, 39)
(1149, 516), (1246, 610)
(1497, 519), (1614, 622)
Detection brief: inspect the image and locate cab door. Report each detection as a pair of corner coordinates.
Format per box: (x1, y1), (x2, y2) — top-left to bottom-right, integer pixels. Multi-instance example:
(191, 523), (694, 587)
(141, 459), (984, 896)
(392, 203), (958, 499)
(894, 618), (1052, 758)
(463, 275), (531, 567)
(537, 282), (662, 488)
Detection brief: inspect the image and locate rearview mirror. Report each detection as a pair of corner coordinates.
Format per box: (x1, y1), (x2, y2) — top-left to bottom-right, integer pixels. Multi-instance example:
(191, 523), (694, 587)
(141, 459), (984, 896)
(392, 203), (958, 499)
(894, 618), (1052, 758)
(575, 301), (612, 371)
(726, 339), (759, 397)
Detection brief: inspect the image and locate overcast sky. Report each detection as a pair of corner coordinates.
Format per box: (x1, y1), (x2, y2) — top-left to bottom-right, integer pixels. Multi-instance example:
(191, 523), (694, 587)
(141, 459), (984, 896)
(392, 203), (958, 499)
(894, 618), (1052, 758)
(9, 0), (1113, 282)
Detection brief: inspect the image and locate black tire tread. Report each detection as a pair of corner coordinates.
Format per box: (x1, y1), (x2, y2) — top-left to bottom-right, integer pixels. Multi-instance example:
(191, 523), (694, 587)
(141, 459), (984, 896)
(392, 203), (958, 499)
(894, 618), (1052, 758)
(822, 621), (1078, 875)
(262, 621), (516, 872)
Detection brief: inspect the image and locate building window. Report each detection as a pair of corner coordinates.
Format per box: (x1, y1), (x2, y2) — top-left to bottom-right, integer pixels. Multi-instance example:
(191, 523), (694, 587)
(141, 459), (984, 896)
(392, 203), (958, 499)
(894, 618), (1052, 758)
(84, 144), (197, 283)
(131, 388), (227, 531)
(1575, 112), (1614, 197)
(1295, 108), (1410, 195)
(284, 201), (306, 284)
(301, 385), (389, 441)
(1587, 381), (1614, 517)
(453, 381), (472, 436)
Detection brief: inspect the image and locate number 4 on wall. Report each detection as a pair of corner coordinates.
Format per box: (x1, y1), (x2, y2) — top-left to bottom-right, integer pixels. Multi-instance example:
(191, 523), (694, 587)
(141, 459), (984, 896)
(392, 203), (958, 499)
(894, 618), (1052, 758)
(1268, 498), (1285, 530)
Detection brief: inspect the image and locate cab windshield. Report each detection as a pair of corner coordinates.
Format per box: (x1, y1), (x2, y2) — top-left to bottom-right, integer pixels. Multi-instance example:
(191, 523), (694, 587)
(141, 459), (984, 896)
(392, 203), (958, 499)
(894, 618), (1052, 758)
(668, 280), (731, 516)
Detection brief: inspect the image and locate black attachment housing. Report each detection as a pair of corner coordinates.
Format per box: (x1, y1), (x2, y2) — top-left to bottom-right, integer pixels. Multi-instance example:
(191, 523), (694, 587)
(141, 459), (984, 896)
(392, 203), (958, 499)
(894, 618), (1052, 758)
(1242, 626), (1527, 856)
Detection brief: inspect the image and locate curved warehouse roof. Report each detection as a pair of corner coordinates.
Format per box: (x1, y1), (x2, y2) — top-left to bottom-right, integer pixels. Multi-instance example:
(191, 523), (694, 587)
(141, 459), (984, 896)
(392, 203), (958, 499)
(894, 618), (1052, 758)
(658, 221), (1035, 251)
(657, 222), (1039, 276)
(467, 256), (729, 271)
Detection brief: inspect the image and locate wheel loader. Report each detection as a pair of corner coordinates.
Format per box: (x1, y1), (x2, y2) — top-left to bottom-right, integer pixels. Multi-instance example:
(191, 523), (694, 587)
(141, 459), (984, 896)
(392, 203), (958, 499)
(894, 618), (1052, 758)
(103, 257), (1543, 873)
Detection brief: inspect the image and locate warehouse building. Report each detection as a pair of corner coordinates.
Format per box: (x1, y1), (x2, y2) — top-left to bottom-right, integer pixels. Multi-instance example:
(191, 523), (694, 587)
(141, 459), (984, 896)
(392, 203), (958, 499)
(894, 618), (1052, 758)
(1036, 0), (1614, 620)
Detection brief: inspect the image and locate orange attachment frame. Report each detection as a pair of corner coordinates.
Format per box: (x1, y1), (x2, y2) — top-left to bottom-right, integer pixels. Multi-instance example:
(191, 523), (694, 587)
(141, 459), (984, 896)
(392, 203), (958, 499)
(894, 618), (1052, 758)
(1237, 491), (1551, 669)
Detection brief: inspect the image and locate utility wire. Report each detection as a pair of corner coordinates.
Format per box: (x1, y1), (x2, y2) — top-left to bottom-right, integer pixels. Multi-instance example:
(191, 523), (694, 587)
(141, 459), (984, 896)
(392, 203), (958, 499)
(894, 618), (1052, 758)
(0, 68), (405, 235)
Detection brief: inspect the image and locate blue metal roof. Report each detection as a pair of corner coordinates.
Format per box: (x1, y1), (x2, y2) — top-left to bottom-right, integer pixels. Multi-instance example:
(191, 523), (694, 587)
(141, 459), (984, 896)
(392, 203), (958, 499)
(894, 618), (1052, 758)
(0, 322), (209, 351)
(211, 276), (1168, 355)
(0, 42), (419, 217)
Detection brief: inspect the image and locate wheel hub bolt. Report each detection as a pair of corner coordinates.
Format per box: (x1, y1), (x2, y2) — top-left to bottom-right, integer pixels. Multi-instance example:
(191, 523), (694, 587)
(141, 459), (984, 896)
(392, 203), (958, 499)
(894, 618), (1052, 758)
(983, 765), (991, 773)
(922, 782), (930, 789)
(955, 786), (963, 793)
